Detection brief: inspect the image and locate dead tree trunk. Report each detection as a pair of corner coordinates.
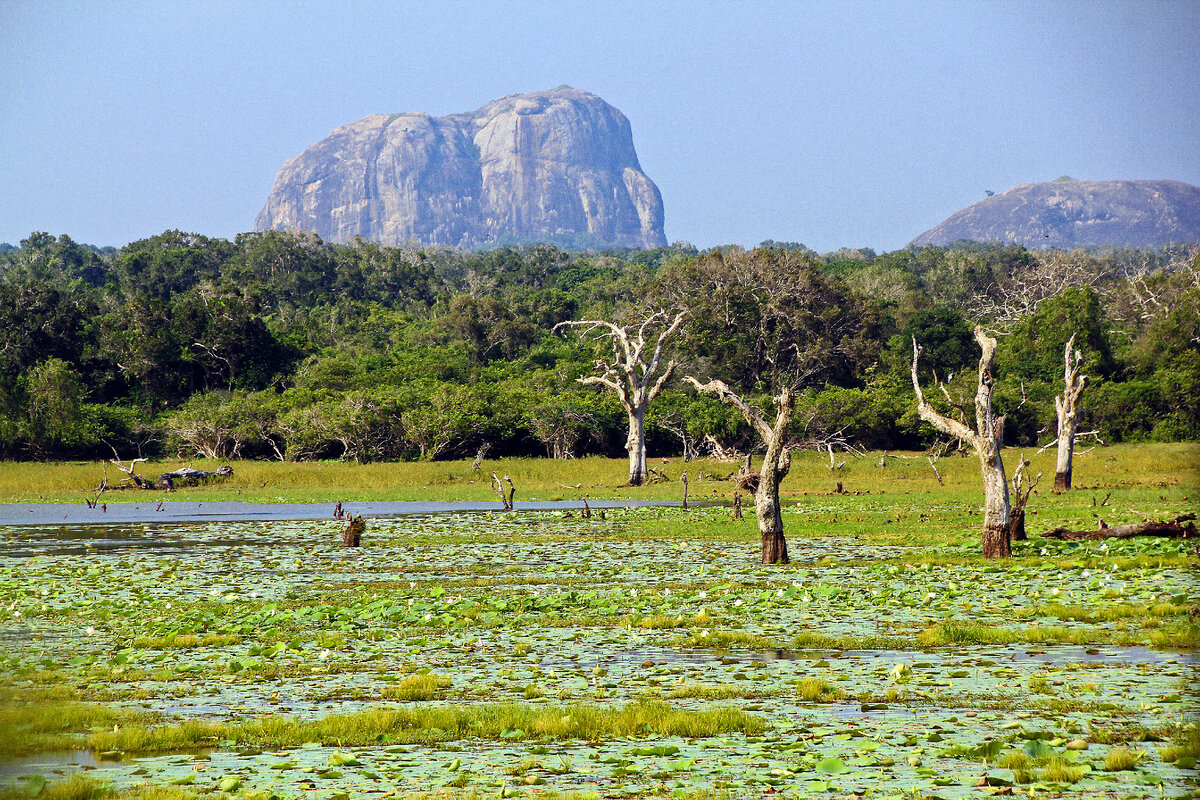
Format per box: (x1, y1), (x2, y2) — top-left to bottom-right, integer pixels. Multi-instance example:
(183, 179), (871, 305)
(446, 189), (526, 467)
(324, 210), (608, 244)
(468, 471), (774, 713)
(1009, 455), (1040, 542)
(687, 377), (793, 564)
(1041, 514), (1196, 541)
(554, 311), (685, 486)
(1054, 334), (1088, 491)
(342, 515), (365, 547)
(491, 472), (515, 510)
(912, 327), (1012, 557)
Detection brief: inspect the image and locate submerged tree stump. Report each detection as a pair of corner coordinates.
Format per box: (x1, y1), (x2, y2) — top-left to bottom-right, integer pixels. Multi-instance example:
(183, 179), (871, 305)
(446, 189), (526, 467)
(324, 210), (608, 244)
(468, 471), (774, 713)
(342, 515), (366, 547)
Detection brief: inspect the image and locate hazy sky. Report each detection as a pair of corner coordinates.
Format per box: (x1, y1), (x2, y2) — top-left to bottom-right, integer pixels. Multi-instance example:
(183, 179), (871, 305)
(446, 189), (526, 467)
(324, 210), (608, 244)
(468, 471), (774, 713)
(2, 0), (1198, 252)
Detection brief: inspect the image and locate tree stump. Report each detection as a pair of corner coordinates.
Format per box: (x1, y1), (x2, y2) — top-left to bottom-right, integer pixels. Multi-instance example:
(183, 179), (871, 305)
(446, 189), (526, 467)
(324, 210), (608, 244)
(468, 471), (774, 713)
(342, 515), (365, 547)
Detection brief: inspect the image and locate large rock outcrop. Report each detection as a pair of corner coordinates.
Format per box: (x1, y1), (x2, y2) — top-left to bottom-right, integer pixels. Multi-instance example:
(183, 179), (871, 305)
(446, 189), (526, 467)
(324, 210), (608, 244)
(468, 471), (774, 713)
(254, 87), (666, 249)
(909, 179), (1200, 249)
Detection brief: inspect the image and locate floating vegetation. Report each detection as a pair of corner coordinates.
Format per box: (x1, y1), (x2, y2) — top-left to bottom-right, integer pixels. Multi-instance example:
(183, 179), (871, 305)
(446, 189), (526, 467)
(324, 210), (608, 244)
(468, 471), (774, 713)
(1, 470), (1196, 796)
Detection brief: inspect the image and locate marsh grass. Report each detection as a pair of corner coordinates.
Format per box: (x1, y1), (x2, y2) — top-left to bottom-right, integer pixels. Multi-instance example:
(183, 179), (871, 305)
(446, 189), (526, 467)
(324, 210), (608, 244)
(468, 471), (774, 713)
(0, 701), (149, 756)
(130, 633), (241, 649)
(84, 700), (766, 753)
(382, 673), (451, 701)
(0, 775), (198, 800)
(917, 620), (1143, 648)
(795, 677), (845, 702)
(7, 443), (1194, 504)
(1103, 747), (1146, 771)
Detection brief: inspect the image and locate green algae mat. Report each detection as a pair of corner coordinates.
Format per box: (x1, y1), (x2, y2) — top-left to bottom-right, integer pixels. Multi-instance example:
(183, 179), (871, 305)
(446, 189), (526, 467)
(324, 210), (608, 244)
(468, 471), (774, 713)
(1, 495), (1196, 798)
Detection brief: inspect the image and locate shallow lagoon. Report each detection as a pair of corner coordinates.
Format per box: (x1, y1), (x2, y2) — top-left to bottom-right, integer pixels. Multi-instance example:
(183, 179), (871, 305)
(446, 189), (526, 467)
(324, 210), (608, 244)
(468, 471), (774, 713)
(1, 505), (1195, 797)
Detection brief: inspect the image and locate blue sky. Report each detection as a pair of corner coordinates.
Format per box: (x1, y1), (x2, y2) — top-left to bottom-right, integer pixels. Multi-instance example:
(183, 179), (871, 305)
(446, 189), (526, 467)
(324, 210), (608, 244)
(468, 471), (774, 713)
(2, 0), (1197, 252)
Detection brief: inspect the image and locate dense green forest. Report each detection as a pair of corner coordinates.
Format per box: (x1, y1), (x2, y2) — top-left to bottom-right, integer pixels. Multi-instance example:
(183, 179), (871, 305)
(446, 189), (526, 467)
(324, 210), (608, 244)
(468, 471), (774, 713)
(1, 230), (1196, 462)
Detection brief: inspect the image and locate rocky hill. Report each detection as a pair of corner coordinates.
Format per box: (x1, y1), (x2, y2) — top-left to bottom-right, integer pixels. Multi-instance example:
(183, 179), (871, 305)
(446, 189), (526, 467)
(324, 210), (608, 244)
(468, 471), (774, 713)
(254, 87), (666, 249)
(909, 179), (1200, 249)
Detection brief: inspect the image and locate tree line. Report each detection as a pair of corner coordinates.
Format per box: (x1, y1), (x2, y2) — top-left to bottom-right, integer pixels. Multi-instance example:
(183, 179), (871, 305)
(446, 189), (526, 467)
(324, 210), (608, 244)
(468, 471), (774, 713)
(1, 229), (1196, 462)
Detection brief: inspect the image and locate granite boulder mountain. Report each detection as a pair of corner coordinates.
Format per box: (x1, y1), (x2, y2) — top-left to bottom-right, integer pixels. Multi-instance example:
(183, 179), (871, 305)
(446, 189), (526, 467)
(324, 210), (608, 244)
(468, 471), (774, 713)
(254, 87), (666, 249)
(909, 178), (1200, 249)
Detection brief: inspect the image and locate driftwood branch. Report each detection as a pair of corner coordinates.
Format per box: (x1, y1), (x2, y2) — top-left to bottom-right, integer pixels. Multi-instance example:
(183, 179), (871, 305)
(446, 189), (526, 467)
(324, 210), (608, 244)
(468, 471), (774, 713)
(1040, 514), (1196, 541)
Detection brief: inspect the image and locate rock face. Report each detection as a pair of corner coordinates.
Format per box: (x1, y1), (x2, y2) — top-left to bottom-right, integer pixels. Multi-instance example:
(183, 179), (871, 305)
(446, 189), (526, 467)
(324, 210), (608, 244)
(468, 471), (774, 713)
(909, 179), (1200, 249)
(255, 87), (666, 249)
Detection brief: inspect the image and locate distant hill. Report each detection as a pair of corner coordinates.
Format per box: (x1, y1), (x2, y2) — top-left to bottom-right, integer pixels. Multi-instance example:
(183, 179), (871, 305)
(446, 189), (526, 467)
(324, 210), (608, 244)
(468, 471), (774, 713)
(255, 87), (666, 250)
(908, 179), (1200, 249)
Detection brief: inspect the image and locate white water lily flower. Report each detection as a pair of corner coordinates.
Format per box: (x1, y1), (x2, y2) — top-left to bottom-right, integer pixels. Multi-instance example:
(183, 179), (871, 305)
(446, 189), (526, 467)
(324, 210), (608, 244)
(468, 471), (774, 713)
(776, 589), (784, 597)
(319, 649), (330, 660)
(733, 599), (743, 607)
(698, 591), (708, 600)
(701, 630), (709, 637)
(533, 591), (540, 597)
(407, 599), (414, 607)
(424, 613), (432, 622)
(1051, 587), (1060, 595)
(86, 626), (95, 635)
(1081, 571), (1090, 578)
(249, 591), (258, 599)
(663, 588), (671, 596)
(630, 589), (638, 598)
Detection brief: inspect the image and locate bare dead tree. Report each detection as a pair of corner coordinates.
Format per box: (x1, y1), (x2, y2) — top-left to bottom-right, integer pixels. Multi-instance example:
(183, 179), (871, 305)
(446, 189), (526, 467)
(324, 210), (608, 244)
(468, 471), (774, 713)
(686, 377), (793, 564)
(106, 444), (155, 490)
(554, 311), (686, 485)
(491, 472), (515, 511)
(1009, 454), (1041, 542)
(1052, 335), (1088, 491)
(969, 250), (1103, 332)
(912, 327), (1012, 558)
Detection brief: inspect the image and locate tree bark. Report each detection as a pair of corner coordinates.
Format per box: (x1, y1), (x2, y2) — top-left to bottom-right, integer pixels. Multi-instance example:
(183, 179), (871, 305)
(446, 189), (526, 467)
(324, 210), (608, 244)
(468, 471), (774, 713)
(912, 327), (1012, 557)
(1054, 334), (1088, 491)
(1040, 514), (1196, 541)
(687, 377), (793, 564)
(627, 408), (648, 486)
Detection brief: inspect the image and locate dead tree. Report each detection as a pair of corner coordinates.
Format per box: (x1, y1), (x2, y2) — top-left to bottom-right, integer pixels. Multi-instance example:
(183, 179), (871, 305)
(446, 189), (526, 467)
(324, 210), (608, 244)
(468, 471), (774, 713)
(554, 311), (685, 486)
(912, 327), (1012, 558)
(342, 515), (365, 547)
(1051, 334), (1089, 491)
(687, 377), (793, 564)
(491, 472), (515, 510)
(1009, 455), (1041, 542)
(108, 453), (155, 490)
(1041, 513), (1196, 541)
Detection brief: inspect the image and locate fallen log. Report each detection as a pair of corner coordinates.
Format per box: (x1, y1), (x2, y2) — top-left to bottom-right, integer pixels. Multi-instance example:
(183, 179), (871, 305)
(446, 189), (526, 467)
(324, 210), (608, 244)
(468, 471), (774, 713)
(158, 465), (234, 490)
(1040, 513), (1196, 541)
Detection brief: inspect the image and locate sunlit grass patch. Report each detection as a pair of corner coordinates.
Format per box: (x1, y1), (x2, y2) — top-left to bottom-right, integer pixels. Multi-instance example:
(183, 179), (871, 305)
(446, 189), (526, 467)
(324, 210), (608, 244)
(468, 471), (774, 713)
(916, 620), (1141, 648)
(1103, 746), (1146, 771)
(1159, 722), (1200, 767)
(0, 700), (150, 756)
(84, 700), (767, 754)
(795, 677), (845, 702)
(0, 774), (200, 800)
(381, 673), (451, 701)
(131, 633), (242, 649)
(679, 629), (777, 649)
(1148, 622), (1200, 649)
(665, 683), (763, 700)
(1039, 756), (1088, 783)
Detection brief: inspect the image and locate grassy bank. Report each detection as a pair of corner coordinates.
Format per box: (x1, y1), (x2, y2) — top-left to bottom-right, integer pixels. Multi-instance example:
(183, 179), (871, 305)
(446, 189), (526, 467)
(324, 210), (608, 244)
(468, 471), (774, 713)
(1, 442), (1195, 505)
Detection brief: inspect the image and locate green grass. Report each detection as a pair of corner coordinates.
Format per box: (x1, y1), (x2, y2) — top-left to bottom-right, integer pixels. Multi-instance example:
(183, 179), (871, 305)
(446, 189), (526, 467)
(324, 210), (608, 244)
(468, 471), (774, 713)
(5, 442), (1195, 504)
(83, 700), (767, 754)
(381, 673), (451, 701)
